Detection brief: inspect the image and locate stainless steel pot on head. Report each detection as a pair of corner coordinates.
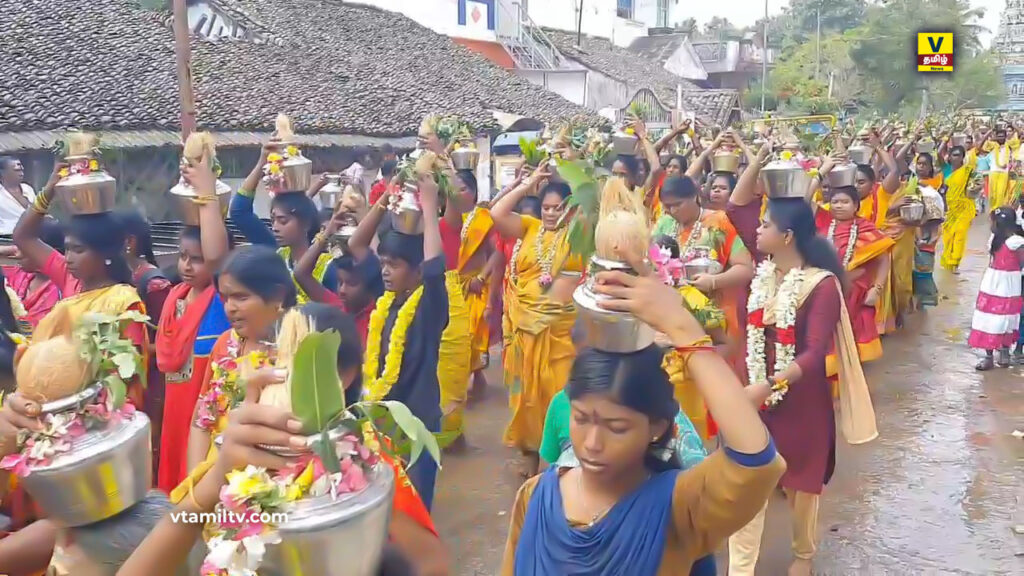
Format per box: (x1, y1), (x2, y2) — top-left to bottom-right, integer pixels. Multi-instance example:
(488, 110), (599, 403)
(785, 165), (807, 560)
(392, 183), (425, 235)
(573, 257), (655, 353)
(169, 178), (231, 225)
(18, 384), (152, 527)
(760, 158), (811, 199)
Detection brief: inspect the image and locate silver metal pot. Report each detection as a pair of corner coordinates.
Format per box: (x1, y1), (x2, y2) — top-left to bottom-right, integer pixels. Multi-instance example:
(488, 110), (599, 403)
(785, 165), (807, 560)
(611, 131), (638, 156)
(760, 157), (811, 199)
(682, 247), (723, 280)
(572, 257), (655, 353)
(280, 155), (313, 193)
(55, 156), (116, 215)
(916, 140), (936, 154)
(900, 199), (925, 225)
(951, 133), (968, 147)
(329, 225), (359, 258)
(169, 178), (231, 226)
(19, 384), (152, 527)
(319, 175), (344, 209)
(262, 460), (394, 576)
(451, 144), (480, 170)
(847, 143), (874, 165)
(392, 184), (424, 235)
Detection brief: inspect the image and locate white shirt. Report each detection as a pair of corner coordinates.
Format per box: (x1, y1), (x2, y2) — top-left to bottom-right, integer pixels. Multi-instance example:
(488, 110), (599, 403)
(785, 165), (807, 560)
(0, 183), (35, 234)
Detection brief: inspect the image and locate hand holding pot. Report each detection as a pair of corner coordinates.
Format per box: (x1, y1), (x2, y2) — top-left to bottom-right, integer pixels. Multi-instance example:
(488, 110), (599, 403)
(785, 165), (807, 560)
(592, 253), (706, 345)
(0, 394), (43, 459)
(214, 368), (305, 475)
(181, 154), (217, 198)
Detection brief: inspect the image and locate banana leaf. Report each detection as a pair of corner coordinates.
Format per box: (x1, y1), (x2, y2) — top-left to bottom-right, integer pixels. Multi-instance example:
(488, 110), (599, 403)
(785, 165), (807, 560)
(290, 330), (346, 435)
(556, 158), (601, 262)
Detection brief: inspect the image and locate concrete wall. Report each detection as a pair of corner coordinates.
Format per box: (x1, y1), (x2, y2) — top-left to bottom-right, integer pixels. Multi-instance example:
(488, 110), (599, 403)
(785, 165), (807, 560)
(353, 0), (498, 41)
(1004, 65), (1024, 111)
(515, 69), (589, 105)
(524, 0), (645, 47)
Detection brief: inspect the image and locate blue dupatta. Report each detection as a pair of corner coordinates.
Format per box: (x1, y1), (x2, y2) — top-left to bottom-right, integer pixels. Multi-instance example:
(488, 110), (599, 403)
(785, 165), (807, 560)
(514, 466), (679, 576)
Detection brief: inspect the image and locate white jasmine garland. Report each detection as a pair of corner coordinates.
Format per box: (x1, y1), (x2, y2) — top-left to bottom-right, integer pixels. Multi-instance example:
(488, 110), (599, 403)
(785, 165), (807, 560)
(826, 218), (858, 269)
(745, 259), (804, 408)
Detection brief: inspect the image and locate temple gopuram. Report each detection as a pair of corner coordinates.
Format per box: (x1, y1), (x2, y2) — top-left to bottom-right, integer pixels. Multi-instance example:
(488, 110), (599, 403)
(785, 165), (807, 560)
(994, 0), (1024, 110)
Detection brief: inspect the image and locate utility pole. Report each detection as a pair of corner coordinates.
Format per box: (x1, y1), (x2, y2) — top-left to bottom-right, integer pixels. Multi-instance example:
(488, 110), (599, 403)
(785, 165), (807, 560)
(815, 1), (821, 81)
(576, 1), (584, 46)
(761, 0), (768, 111)
(171, 0), (197, 139)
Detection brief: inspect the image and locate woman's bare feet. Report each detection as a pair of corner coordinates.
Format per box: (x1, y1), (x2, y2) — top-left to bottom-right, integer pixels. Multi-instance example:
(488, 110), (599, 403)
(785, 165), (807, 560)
(788, 558), (812, 576)
(519, 451), (540, 479)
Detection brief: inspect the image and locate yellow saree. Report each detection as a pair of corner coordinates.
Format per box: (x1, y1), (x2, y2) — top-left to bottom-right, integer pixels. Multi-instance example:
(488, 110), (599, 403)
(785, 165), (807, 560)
(983, 139), (1020, 211)
(278, 246), (332, 305)
(438, 269), (472, 443)
(661, 285), (725, 439)
(874, 184), (912, 334)
(941, 152), (977, 270)
(458, 207), (495, 371)
(503, 216), (582, 452)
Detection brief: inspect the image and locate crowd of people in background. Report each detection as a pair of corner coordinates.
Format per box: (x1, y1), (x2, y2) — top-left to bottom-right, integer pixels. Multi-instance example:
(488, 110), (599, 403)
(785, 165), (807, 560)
(0, 110), (1018, 576)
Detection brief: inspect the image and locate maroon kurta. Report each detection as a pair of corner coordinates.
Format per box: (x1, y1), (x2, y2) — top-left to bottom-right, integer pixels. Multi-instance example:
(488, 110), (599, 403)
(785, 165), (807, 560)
(760, 279), (841, 494)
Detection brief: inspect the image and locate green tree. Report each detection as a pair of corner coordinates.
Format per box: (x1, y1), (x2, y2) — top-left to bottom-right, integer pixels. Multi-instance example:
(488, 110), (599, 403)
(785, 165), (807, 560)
(847, 0), (991, 111)
(701, 17), (742, 40)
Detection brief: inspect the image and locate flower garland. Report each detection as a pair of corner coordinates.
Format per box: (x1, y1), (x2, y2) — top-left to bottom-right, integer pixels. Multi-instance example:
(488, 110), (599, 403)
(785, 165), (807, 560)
(201, 431), (381, 576)
(826, 218), (858, 269)
(0, 387), (135, 477)
(57, 157), (102, 179)
(363, 287), (424, 401)
(460, 207), (479, 244)
(262, 145), (303, 193)
(678, 210), (704, 261)
(745, 260), (804, 409)
(194, 334), (272, 432)
(533, 228), (559, 289)
(507, 237), (524, 286)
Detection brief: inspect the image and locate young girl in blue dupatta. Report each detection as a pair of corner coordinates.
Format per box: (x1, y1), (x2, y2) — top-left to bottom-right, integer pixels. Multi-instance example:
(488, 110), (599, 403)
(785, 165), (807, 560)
(501, 262), (785, 575)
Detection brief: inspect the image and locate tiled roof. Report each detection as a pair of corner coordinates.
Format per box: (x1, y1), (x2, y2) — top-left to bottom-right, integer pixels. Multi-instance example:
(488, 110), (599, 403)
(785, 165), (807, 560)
(0, 0), (603, 144)
(544, 29), (738, 126)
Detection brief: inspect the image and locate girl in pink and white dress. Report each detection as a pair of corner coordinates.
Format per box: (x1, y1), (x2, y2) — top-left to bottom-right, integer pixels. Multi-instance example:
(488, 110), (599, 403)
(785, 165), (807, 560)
(969, 207), (1024, 370)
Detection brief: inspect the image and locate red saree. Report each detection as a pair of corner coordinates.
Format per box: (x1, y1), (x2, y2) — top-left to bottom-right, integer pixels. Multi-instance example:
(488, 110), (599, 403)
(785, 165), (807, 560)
(816, 213), (895, 375)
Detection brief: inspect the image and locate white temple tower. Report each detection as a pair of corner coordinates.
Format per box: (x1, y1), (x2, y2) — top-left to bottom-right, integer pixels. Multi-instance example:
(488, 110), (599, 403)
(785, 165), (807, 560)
(994, 0), (1024, 110)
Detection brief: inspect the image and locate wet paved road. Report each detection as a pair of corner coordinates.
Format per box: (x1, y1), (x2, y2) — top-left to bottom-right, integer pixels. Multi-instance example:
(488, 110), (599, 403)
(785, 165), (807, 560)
(432, 221), (1023, 575)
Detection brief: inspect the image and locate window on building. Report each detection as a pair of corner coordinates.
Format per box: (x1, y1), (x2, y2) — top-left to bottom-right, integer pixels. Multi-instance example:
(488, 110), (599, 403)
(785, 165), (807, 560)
(657, 0), (668, 27)
(617, 0), (633, 20)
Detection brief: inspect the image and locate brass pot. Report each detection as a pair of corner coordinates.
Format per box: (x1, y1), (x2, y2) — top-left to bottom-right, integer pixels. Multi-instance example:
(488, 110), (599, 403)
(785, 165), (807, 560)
(711, 151), (740, 174)
(169, 178), (231, 226)
(55, 156), (116, 215)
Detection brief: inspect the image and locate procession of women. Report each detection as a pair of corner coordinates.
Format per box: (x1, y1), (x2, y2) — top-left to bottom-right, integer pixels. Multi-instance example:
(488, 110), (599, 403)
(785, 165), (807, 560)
(0, 107), (1019, 576)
